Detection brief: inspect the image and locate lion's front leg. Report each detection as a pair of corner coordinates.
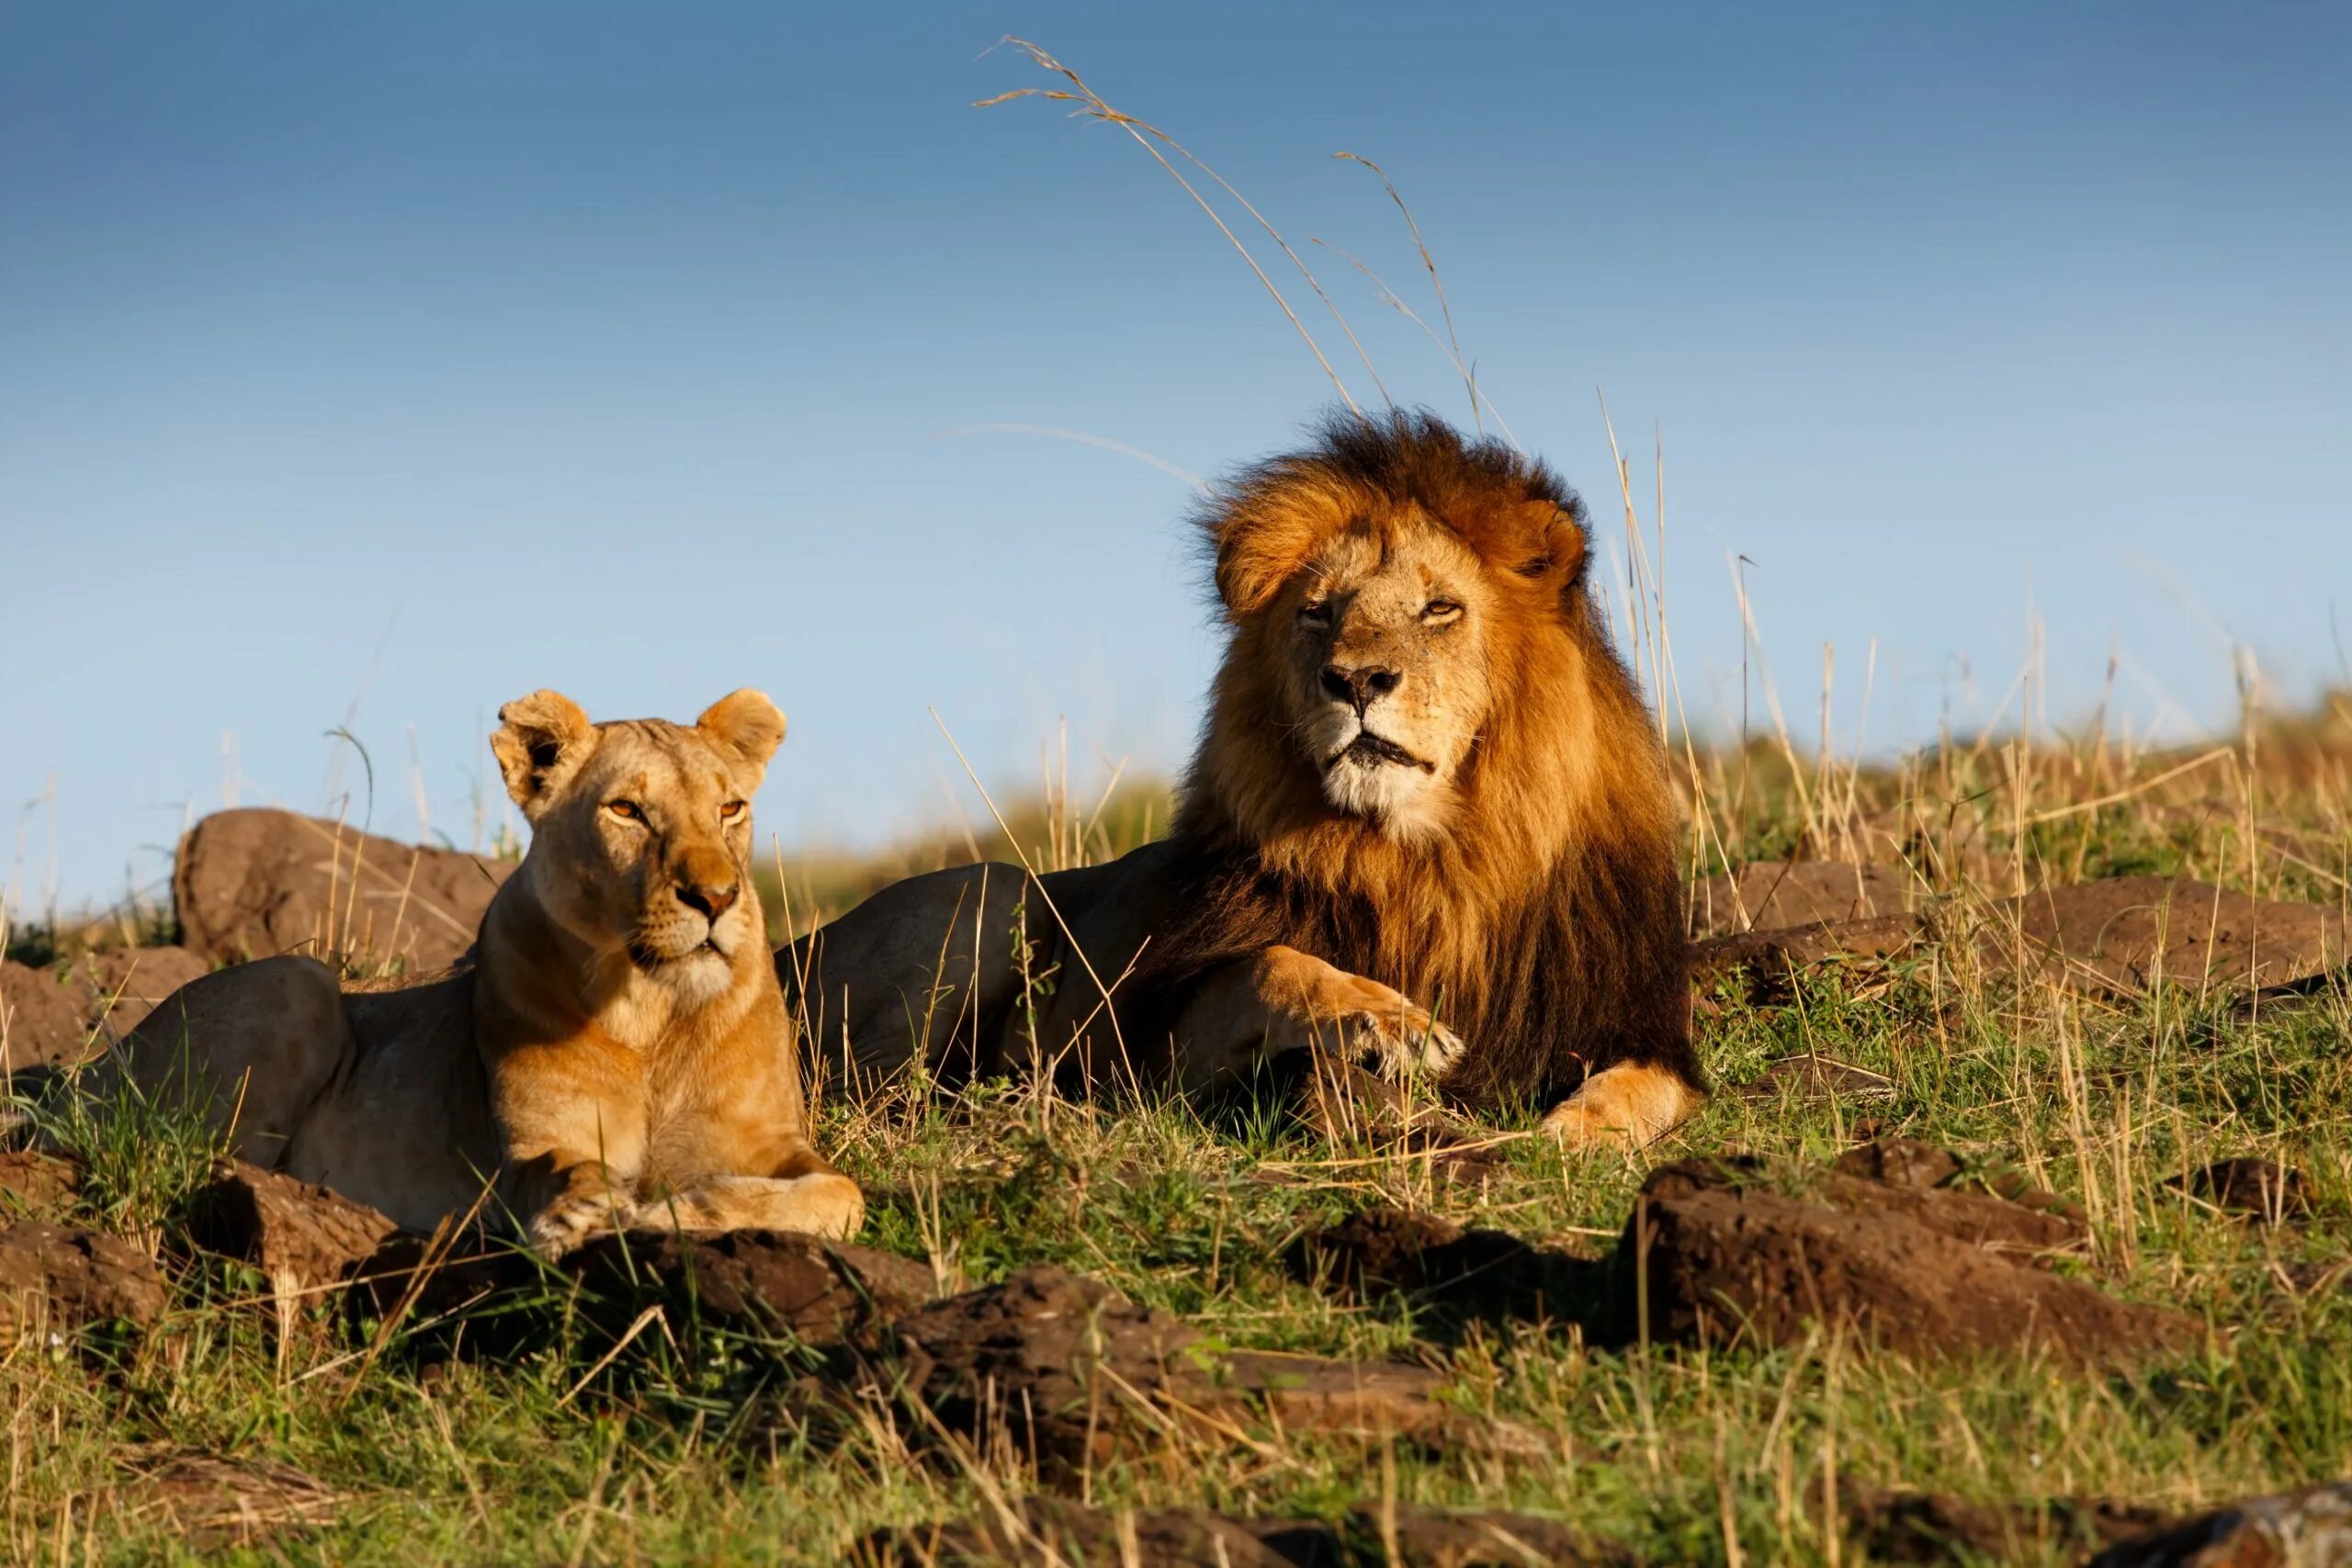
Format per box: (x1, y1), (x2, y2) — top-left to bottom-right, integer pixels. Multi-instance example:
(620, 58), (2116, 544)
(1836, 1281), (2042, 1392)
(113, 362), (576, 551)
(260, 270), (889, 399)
(1171, 944), (1464, 1090)
(1542, 1062), (1702, 1152)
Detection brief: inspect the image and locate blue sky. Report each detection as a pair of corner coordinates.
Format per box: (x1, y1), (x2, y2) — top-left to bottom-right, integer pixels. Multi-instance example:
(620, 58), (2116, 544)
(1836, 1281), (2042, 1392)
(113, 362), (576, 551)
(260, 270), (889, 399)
(3, 2), (2346, 909)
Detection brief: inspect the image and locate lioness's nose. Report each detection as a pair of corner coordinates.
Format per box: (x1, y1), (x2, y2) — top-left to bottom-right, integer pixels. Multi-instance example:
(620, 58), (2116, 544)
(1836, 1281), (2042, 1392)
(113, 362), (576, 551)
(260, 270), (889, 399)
(1320, 663), (1401, 715)
(677, 881), (739, 920)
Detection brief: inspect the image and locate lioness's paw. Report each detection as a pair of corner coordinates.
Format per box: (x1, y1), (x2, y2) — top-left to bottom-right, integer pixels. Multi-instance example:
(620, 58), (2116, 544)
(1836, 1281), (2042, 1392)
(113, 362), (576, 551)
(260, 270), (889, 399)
(526, 1190), (623, 1259)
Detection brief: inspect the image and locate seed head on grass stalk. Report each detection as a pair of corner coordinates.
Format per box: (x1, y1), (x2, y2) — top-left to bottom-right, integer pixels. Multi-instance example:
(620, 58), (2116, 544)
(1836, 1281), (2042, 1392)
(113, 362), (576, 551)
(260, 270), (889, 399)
(978, 38), (1379, 418)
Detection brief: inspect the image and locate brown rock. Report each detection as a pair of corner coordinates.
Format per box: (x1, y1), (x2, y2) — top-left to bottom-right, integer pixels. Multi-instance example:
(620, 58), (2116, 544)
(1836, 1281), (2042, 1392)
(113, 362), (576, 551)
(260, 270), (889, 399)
(1623, 1174), (2192, 1365)
(2162, 1158), (2315, 1224)
(2091, 1479), (2352, 1566)
(1994, 876), (2347, 997)
(1694, 913), (1927, 1001)
(0, 1222), (167, 1339)
(884, 1266), (1497, 1475)
(173, 808), (514, 972)
(55, 946), (211, 1042)
(0, 1151), (82, 1217)
(187, 1161), (401, 1301)
(865, 1497), (1607, 1567)
(1690, 861), (1912, 940)
(1847, 1486), (2172, 1564)
(1, 959), (91, 1070)
(566, 1229), (937, 1349)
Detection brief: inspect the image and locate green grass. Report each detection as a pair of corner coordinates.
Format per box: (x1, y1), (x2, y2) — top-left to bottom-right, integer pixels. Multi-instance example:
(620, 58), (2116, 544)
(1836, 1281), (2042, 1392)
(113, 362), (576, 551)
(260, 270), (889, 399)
(6, 720), (2351, 1565)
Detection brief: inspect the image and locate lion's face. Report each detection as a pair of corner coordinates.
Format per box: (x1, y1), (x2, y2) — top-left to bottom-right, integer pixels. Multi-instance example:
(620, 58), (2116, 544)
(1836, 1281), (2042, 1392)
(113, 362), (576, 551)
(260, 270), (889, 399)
(491, 690), (786, 1006)
(1276, 520), (1495, 837)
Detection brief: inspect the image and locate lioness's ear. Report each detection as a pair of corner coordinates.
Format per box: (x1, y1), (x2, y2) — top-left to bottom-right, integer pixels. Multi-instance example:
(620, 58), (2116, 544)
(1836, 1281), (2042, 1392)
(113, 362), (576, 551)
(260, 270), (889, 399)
(696, 689), (786, 784)
(491, 690), (594, 820)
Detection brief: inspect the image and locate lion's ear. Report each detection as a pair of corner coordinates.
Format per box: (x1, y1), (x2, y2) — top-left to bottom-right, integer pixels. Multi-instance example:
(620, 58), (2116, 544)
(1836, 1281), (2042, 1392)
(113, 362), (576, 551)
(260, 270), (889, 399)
(696, 689), (786, 784)
(1513, 501), (1589, 590)
(491, 690), (594, 820)
(1210, 485), (1333, 617)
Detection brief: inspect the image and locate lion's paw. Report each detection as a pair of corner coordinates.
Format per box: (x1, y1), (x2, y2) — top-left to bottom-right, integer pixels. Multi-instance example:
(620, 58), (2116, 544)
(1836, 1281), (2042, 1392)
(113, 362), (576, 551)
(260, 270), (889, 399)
(526, 1189), (624, 1260)
(1328, 987), (1466, 1085)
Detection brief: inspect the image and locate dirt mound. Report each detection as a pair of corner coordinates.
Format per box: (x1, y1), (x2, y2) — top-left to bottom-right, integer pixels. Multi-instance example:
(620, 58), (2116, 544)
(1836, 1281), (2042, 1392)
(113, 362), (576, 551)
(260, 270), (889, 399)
(882, 1265), (1511, 1477)
(0, 1222), (167, 1340)
(2162, 1157), (2314, 1224)
(2088, 1478), (2352, 1566)
(55, 946), (211, 1042)
(864, 1496), (1609, 1566)
(1690, 861), (1912, 939)
(173, 808), (514, 971)
(1998, 874), (2347, 997)
(1, 959), (90, 1070)
(1627, 1151), (2192, 1365)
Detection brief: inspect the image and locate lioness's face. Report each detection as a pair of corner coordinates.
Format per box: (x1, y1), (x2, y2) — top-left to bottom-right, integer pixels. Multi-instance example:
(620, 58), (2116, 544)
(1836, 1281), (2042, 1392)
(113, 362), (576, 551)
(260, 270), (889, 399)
(492, 690), (785, 1003)
(1278, 521), (1494, 836)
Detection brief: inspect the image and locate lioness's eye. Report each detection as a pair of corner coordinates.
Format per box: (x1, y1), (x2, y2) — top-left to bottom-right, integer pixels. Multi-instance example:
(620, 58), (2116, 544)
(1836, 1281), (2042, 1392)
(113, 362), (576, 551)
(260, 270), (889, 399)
(719, 799), (746, 821)
(606, 800), (643, 822)
(1422, 599), (1464, 622)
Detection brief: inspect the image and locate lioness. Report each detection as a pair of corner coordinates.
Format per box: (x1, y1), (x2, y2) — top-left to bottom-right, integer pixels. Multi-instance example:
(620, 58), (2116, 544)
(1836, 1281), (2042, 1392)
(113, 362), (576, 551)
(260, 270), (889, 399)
(788, 412), (1703, 1148)
(107, 689), (861, 1255)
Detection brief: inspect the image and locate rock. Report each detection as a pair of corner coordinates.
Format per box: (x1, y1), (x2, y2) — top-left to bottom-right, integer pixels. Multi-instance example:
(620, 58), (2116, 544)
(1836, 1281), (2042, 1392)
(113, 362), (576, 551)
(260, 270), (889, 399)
(1288, 1206), (1604, 1334)
(2162, 1158), (2314, 1224)
(1740, 1053), (1897, 1109)
(565, 1229), (937, 1349)
(1694, 913), (1926, 1000)
(1690, 862), (1912, 940)
(865, 1497), (1608, 1567)
(110, 1449), (344, 1549)
(1623, 1157), (2186, 1364)
(1994, 876), (2346, 998)
(0, 1223), (167, 1339)
(53, 946), (211, 1042)
(1, 959), (91, 1070)
(187, 1161), (401, 1304)
(883, 1265), (1505, 1476)
(2090, 1479), (2352, 1566)
(1846, 1486), (2172, 1564)
(0, 1151), (82, 1217)
(173, 808), (514, 972)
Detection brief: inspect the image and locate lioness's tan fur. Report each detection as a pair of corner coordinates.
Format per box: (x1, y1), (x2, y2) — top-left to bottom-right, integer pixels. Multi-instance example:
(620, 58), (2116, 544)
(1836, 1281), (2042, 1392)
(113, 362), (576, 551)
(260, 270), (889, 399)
(107, 689), (860, 1254)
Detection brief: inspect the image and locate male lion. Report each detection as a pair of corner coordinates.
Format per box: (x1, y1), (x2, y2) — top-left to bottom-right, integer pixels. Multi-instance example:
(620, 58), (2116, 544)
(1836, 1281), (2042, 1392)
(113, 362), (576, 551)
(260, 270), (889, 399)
(789, 412), (1702, 1148)
(106, 689), (862, 1255)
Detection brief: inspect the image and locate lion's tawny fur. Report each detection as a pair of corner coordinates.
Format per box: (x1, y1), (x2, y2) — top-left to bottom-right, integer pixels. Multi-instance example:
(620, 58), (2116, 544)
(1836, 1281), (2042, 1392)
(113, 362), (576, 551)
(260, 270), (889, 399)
(794, 412), (1701, 1139)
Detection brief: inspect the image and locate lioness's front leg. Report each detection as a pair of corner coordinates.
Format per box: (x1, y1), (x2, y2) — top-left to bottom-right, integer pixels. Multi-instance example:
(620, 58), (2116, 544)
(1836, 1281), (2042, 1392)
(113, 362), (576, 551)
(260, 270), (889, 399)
(491, 1042), (649, 1258)
(1170, 944), (1465, 1090)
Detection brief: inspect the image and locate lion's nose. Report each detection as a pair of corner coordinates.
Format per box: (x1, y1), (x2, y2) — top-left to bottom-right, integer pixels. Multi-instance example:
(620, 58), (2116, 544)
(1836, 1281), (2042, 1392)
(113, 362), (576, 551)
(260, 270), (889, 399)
(1320, 663), (1401, 715)
(677, 881), (739, 921)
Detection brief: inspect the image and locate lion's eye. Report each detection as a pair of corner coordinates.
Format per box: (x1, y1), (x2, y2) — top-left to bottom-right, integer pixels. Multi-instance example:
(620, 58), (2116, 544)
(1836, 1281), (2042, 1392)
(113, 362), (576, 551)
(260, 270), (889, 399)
(1299, 601), (1332, 625)
(606, 800), (644, 822)
(1422, 599), (1464, 623)
(719, 799), (746, 822)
